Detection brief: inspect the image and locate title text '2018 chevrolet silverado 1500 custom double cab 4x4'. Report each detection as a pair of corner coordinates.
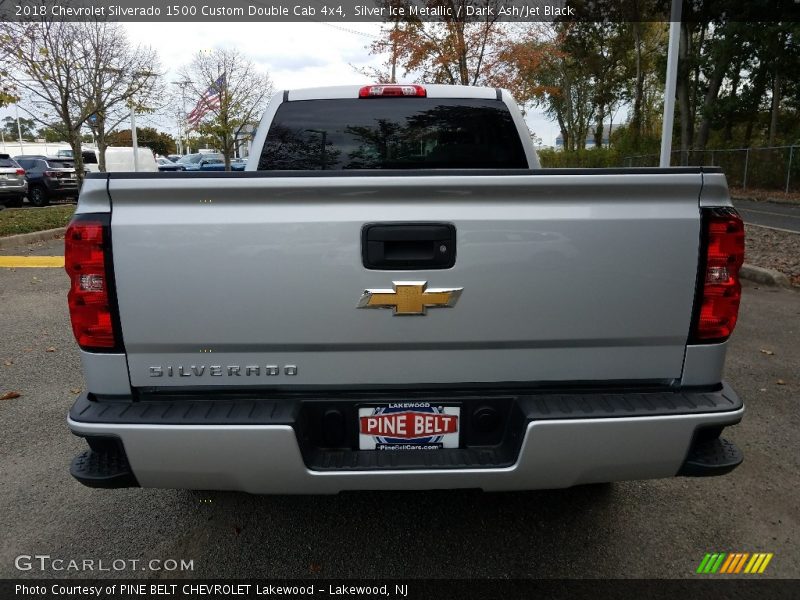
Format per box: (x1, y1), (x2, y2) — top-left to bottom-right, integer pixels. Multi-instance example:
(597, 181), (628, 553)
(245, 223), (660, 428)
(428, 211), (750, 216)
(65, 84), (745, 493)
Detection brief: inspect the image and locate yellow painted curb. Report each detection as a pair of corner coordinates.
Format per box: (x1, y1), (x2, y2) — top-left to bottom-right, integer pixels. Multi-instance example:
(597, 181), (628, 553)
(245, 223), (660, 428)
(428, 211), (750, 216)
(0, 256), (65, 268)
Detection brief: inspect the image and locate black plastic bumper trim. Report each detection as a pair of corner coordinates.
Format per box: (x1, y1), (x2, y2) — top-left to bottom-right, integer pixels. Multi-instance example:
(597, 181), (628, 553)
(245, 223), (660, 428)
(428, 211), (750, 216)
(69, 383), (742, 426)
(678, 437), (744, 477)
(70, 447), (139, 489)
(518, 383), (741, 420)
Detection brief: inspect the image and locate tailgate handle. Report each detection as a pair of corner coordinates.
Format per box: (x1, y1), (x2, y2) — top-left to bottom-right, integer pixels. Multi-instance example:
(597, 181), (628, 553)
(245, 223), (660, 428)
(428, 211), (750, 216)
(362, 223), (456, 270)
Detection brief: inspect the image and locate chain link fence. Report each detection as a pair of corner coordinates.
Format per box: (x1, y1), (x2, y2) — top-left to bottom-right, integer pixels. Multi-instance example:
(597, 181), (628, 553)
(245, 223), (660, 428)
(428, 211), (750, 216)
(624, 146), (799, 193)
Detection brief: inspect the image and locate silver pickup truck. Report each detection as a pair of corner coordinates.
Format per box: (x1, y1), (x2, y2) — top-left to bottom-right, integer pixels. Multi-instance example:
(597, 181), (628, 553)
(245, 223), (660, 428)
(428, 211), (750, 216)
(65, 84), (745, 493)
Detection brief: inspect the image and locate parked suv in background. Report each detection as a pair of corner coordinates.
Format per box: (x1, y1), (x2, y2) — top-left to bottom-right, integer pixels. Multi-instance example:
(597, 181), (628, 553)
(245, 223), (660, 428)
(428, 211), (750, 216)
(15, 157), (78, 207)
(156, 157), (186, 171)
(0, 154), (28, 207)
(197, 157), (246, 171)
(176, 152), (225, 171)
(56, 148), (100, 172)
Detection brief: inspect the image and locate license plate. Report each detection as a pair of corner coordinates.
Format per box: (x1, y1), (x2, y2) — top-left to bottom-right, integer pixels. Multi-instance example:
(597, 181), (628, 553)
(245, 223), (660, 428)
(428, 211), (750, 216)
(358, 403), (460, 450)
(69, 173), (76, 178)
(0, 174), (7, 179)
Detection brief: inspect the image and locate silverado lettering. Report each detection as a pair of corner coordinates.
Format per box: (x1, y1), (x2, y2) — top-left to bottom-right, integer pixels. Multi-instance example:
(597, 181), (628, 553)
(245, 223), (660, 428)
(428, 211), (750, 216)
(148, 365), (297, 377)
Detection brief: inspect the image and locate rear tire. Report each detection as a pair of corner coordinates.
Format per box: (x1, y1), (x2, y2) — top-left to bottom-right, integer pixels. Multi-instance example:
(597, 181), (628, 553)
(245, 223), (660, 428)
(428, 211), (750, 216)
(29, 186), (49, 207)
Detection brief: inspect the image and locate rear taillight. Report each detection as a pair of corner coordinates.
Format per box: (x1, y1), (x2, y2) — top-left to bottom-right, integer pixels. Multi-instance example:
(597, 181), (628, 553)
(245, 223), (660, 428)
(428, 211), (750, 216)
(65, 214), (121, 351)
(359, 84), (426, 98)
(690, 207), (745, 343)
(15, 168), (25, 175)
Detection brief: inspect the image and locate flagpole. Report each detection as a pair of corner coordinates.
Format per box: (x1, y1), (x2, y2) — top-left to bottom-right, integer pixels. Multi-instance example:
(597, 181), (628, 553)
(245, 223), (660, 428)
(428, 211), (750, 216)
(186, 75), (224, 151)
(130, 105), (139, 172)
(660, 0), (682, 167)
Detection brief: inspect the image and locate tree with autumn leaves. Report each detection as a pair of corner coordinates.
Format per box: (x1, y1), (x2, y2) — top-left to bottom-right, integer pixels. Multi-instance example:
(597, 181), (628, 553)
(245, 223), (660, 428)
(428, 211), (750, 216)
(0, 79), (17, 109)
(363, 6), (657, 150)
(501, 21), (666, 152)
(363, 0), (547, 103)
(365, 4), (800, 157)
(0, 37), (17, 109)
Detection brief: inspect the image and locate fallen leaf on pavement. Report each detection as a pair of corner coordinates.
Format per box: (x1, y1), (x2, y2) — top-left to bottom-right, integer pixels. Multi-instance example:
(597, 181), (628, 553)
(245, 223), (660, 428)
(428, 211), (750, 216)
(776, 379), (786, 385)
(0, 391), (21, 400)
(70, 388), (81, 395)
(3, 360), (12, 366)
(760, 349), (774, 355)
(45, 346), (56, 352)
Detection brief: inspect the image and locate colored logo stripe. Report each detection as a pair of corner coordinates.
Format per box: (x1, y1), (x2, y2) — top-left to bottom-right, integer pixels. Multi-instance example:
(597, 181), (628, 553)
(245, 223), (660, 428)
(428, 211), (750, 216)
(697, 552), (773, 574)
(745, 553), (774, 574)
(719, 553), (736, 573)
(725, 553), (748, 573)
(696, 554), (712, 573)
(697, 553), (726, 573)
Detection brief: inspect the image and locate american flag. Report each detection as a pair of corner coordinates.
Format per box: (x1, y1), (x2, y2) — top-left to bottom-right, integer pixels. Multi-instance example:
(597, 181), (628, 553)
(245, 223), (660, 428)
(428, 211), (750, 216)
(186, 75), (225, 128)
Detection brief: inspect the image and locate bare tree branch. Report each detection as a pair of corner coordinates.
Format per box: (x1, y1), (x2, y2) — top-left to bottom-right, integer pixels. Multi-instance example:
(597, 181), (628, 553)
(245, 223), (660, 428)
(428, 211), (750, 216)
(0, 17), (163, 174)
(180, 48), (273, 170)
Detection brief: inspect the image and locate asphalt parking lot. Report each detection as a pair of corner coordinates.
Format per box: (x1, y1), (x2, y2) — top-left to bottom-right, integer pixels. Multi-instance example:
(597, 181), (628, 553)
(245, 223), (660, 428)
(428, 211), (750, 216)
(733, 199), (800, 233)
(0, 238), (798, 579)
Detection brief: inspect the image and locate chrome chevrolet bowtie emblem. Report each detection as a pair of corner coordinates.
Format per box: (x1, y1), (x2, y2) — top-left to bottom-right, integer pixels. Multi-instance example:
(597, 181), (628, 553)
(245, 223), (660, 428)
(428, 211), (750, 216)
(357, 281), (463, 316)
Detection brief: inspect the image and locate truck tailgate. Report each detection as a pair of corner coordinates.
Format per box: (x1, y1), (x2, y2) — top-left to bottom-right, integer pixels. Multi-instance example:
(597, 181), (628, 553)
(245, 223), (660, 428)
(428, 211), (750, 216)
(108, 172), (702, 388)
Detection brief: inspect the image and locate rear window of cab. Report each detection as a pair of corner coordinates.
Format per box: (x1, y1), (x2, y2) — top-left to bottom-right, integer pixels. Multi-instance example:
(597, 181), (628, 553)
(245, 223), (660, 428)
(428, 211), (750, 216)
(259, 98), (527, 170)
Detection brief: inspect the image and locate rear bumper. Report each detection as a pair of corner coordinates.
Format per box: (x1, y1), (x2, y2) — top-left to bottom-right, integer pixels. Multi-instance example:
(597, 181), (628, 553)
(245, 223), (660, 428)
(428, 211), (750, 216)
(67, 384), (744, 493)
(0, 184), (27, 196)
(45, 183), (79, 196)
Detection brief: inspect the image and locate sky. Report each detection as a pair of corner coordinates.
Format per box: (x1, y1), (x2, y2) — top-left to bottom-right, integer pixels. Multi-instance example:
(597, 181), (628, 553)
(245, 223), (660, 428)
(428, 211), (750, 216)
(1, 21), (578, 148)
(124, 21), (566, 146)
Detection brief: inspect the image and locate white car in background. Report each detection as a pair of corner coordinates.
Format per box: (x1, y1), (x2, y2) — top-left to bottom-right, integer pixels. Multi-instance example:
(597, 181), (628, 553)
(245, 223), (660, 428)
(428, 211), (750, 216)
(56, 148), (100, 172)
(57, 147), (158, 172)
(104, 147), (158, 172)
